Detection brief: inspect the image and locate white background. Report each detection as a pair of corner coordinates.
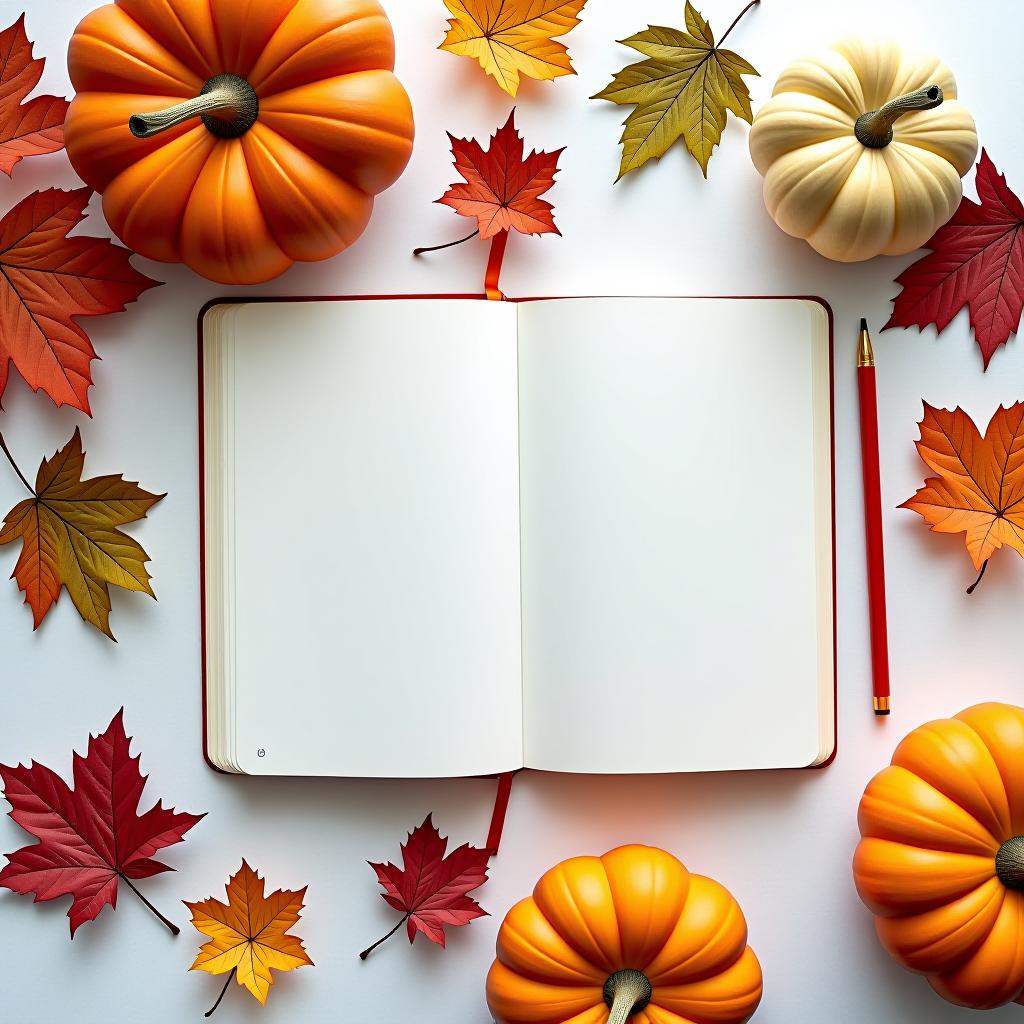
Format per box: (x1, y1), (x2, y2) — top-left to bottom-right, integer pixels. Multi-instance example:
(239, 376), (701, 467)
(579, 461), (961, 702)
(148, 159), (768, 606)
(1, 0), (1022, 1021)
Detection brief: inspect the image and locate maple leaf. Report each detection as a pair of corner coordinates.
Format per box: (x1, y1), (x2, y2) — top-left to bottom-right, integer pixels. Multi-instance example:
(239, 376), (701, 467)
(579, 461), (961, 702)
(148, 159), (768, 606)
(901, 402), (1024, 592)
(360, 814), (490, 959)
(440, 0), (588, 97)
(0, 15), (69, 176)
(437, 109), (563, 239)
(0, 709), (204, 937)
(884, 150), (1024, 369)
(0, 427), (165, 639)
(0, 187), (159, 412)
(186, 861), (313, 1015)
(592, 0), (759, 179)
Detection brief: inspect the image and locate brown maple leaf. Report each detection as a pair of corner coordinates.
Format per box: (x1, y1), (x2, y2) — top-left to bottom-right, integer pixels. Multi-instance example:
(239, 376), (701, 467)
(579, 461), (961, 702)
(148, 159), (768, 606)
(0, 14), (69, 175)
(0, 428), (165, 637)
(902, 402), (1024, 591)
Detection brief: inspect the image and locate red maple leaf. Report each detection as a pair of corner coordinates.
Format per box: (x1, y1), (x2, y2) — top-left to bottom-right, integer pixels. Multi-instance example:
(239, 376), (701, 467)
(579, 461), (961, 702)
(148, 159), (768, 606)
(884, 150), (1024, 369)
(360, 815), (490, 958)
(438, 108), (563, 239)
(0, 187), (159, 412)
(0, 709), (204, 936)
(0, 14), (69, 175)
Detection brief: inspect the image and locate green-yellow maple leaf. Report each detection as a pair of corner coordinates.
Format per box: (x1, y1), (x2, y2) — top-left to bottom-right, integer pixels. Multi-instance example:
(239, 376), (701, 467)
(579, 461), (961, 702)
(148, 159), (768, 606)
(593, 0), (760, 179)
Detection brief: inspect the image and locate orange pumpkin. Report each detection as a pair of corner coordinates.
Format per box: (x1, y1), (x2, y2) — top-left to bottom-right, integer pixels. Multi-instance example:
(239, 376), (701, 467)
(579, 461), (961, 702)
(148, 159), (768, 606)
(486, 845), (763, 1024)
(854, 702), (1024, 1009)
(64, 0), (414, 285)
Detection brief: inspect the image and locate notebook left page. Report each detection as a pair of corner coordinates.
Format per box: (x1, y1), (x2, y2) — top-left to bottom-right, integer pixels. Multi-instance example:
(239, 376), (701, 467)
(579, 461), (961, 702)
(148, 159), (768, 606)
(204, 299), (524, 777)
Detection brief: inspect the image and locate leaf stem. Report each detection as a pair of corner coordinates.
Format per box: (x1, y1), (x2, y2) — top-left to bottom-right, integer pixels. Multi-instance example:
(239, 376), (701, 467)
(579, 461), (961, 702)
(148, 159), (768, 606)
(966, 559), (989, 595)
(119, 874), (180, 936)
(718, 0), (760, 47)
(0, 431), (34, 495)
(359, 913), (409, 960)
(413, 229), (479, 256)
(205, 968), (235, 1017)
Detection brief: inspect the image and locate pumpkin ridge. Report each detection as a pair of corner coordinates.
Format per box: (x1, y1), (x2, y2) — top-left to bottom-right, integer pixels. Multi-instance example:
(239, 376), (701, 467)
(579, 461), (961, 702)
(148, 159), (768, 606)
(771, 139), (862, 236)
(116, 0), (221, 80)
(106, 126), (216, 259)
(240, 127), (351, 247)
(74, 16), (202, 96)
(860, 766), (1004, 853)
(646, 898), (746, 986)
(248, 14), (394, 94)
(208, 0), (299, 78)
(900, 724), (1013, 838)
(885, 881), (1007, 974)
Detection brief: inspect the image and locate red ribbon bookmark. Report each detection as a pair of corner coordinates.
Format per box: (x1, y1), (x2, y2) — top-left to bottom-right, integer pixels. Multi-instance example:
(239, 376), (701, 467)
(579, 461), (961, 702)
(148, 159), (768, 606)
(484, 230), (509, 301)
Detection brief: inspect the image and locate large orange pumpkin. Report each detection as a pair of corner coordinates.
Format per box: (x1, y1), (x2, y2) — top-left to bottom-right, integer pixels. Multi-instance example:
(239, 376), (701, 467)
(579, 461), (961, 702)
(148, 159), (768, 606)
(486, 845), (763, 1024)
(854, 702), (1024, 1009)
(64, 0), (415, 285)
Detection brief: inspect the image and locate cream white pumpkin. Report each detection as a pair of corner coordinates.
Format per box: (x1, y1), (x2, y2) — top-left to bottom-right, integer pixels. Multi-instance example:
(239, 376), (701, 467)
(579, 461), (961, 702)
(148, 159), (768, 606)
(748, 37), (978, 262)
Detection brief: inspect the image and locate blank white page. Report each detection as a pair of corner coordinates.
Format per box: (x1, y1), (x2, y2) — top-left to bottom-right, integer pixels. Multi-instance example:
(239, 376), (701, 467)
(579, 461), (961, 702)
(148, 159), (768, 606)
(224, 299), (523, 777)
(517, 297), (833, 773)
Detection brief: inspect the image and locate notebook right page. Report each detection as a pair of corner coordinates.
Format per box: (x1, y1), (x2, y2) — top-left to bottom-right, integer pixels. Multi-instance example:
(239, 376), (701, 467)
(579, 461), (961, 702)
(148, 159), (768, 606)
(517, 297), (833, 773)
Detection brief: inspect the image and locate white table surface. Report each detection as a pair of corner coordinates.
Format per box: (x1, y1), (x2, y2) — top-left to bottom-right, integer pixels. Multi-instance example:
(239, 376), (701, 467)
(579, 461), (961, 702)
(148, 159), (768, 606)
(2, 1), (1023, 1021)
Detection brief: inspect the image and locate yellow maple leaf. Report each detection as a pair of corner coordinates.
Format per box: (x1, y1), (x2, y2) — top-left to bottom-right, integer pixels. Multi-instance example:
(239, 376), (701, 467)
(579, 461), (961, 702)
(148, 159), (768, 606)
(186, 861), (313, 1014)
(593, 0), (759, 179)
(440, 0), (589, 97)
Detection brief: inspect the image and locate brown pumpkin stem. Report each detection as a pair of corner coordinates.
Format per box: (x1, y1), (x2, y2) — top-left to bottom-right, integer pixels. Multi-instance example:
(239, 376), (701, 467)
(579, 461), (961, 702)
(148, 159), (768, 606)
(854, 85), (944, 148)
(996, 837), (1024, 891)
(603, 969), (653, 1024)
(129, 73), (259, 140)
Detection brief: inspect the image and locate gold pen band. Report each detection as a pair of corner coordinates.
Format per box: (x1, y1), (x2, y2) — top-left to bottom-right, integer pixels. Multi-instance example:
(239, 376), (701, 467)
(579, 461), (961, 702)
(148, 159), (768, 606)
(873, 696), (891, 714)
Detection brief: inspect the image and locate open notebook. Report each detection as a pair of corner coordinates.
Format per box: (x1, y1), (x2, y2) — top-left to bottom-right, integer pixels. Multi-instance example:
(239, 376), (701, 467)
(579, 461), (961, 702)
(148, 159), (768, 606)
(201, 296), (834, 777)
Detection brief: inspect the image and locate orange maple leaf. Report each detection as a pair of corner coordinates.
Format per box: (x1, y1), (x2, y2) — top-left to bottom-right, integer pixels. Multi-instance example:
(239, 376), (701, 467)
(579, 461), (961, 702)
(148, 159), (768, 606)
(0, 187), (159, 412)
(902, 403), (1024, 583)
(440, 0), (589, 97)
(438, 109), (563, 239)
(186, 861), (313, 1016)
(0, 14), (69, 175)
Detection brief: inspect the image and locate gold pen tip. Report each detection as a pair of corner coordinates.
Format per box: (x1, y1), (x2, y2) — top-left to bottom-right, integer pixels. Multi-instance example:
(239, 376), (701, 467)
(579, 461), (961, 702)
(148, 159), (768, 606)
(873, 696), (890, 715)
(857, 318), (875, 367)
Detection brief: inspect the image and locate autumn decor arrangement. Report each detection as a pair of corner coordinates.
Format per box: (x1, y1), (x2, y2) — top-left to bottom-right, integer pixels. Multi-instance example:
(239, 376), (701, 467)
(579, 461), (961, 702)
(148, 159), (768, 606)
(440, 0), (589, 97)
(0, 710), (204, 937)
(185, 861), (313, 1015)
(594, 0), (759, 179)
(414, 109), (563, 298)
(63, 0), (415, 285)
(885, 151), (1024, 368)
(749, 36), (978, 262)
(4, 0), (1024, 1020)
(854, 703), (1024, 1009)
(486, 845), (763, 1024)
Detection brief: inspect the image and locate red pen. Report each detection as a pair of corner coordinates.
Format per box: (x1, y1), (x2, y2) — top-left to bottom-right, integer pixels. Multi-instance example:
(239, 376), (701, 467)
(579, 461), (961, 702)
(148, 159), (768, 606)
(857, 318), (890, 715)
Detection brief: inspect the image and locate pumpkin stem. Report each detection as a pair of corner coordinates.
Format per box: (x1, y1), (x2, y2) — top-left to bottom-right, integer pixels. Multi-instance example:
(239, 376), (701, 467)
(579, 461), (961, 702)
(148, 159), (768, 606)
(854, 85), (944, 149)
(129, 73), (259, 140)
(996, 837), (1024, 890)
(603, 969), (653, 1024)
